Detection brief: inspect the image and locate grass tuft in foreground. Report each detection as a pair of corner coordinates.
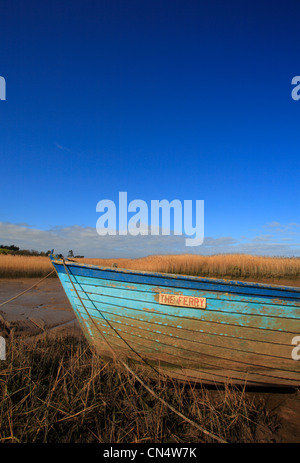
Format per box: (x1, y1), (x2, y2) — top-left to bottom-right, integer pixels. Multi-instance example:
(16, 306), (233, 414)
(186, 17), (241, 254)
(0, 335), (279, 443)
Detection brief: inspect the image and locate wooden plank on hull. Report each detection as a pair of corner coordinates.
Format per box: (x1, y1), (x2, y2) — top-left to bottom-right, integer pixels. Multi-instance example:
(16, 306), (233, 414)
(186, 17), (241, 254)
(51, 255), (300, 387)
(85, 319), (300, 387)
(55, 262), (300, 302)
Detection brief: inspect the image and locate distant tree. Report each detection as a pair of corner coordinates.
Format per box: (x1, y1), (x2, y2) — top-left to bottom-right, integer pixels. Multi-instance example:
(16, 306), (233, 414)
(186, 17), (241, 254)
(0, 244), (19, 252)
(0, 244), (54, 257)
(68, 250), (74, 258)
(10, 245), (19, 251)
(0, 249), (9, 254)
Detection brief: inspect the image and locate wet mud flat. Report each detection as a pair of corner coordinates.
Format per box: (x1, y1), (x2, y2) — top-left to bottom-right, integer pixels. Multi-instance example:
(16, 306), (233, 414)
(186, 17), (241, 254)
(0, 278), (82, 338)
(0, 278), (299, 442)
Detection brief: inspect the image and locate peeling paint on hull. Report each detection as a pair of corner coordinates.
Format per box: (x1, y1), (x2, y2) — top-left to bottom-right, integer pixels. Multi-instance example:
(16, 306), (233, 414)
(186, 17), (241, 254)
(50, 255), (300, 387)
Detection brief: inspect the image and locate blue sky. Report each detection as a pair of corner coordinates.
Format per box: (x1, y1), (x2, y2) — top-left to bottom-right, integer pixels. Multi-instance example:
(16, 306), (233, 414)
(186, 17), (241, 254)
(1, 0), (300, 257)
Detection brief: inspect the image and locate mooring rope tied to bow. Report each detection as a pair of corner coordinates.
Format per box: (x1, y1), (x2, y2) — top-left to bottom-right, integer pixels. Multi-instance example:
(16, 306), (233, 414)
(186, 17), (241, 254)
(0, 270), (55, 308)
(61, 259), (228, 444)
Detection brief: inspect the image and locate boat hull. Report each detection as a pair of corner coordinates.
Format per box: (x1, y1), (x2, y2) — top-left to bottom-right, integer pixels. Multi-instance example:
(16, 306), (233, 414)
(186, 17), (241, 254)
(50, 256), (300, 388)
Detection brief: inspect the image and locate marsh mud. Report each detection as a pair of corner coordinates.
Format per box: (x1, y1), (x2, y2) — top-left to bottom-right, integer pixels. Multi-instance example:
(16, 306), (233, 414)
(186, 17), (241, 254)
(0, 278), (81, 338)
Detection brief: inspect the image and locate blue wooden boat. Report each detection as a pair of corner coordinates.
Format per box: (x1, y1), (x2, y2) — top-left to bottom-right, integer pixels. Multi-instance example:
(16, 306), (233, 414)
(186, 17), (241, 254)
(50, 253), (300, 387)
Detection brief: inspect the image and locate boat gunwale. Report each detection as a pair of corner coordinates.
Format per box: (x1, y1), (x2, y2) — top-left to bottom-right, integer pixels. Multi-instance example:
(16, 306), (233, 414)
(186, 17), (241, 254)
(50, 256), (300, 294)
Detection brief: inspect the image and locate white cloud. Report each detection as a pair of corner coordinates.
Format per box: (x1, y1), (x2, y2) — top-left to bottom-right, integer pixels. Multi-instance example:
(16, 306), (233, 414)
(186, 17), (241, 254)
(54, 143), (73, 153)
(266, 221), (281, 228)
(0, 221), (299, 258)
(264, 221), (300, 234)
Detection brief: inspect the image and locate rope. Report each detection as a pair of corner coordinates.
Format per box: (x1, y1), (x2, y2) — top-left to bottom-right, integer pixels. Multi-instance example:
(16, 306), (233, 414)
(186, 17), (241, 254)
(0, 270), (55, 308)
(121, 361), (228, 443)
(61, 259), (227, 444)
(62, 260), (162, 377)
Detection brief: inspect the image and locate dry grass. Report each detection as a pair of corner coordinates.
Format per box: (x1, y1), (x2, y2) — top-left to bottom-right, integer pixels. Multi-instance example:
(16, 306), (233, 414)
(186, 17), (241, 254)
(0, 255), (53, 278)
(0, 253), (300, 282)
(77, 254), (300, 282)
(0, 335), (279, 443)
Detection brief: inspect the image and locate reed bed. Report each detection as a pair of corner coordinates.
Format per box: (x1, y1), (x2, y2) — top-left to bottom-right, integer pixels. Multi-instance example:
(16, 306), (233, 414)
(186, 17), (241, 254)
(0, 335), (279, 443)
(0, 253), (300, 281)
(0, 255), (53, 278)
(78, 254), (300, 282)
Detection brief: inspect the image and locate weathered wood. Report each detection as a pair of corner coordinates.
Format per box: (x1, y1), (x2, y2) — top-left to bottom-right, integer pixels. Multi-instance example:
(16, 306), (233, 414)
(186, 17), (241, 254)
(50, 254), (300, 387)
(66, 285), (299, 333)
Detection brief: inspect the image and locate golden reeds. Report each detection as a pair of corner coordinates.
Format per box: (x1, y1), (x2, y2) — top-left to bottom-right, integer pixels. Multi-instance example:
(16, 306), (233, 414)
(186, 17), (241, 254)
(0, 253), (300, 281)
(0, 255), (53, 278)
(77, 254), (300, 282)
